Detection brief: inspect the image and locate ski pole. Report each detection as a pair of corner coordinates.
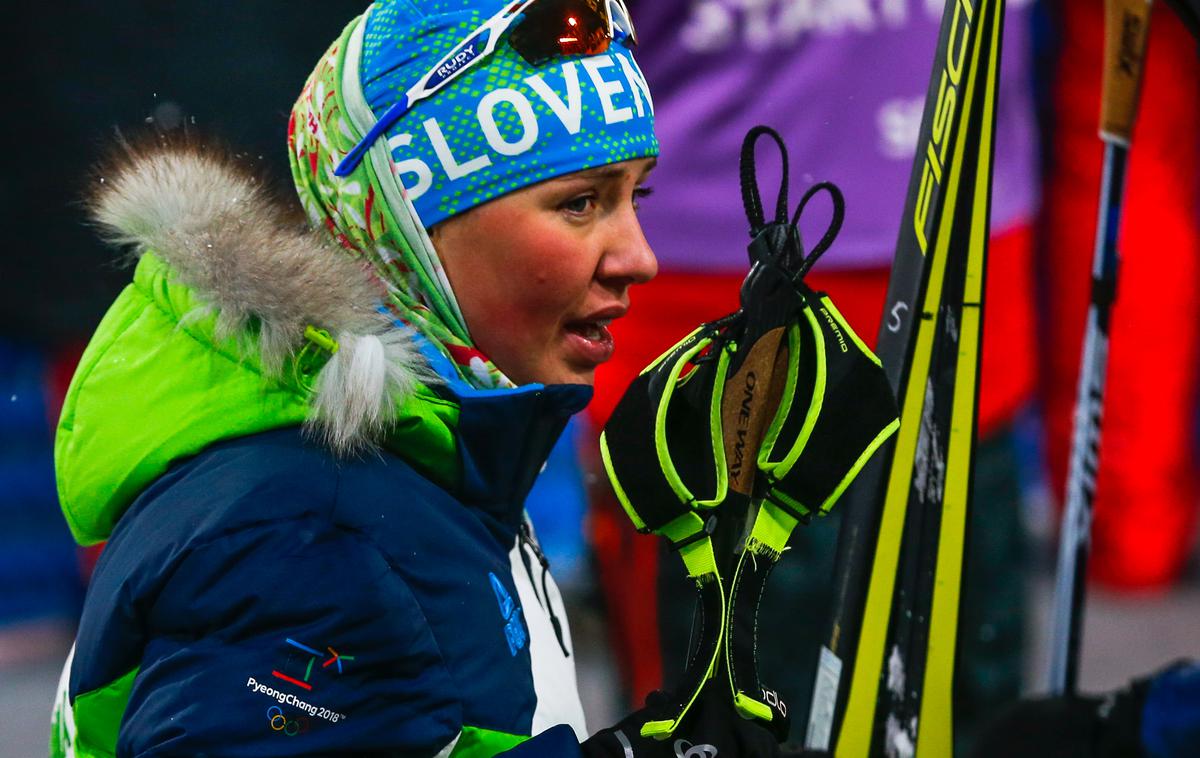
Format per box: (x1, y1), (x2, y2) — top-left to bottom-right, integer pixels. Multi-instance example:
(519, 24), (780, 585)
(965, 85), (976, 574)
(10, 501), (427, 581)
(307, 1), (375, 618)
(1048, 0), (1153, 697)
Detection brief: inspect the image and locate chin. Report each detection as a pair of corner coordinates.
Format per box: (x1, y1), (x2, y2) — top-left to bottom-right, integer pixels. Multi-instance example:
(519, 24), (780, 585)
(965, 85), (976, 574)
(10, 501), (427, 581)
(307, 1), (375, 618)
(505, 362), (596, 387)
(552, 371), (596, 387)
(544, 364), (597, 387)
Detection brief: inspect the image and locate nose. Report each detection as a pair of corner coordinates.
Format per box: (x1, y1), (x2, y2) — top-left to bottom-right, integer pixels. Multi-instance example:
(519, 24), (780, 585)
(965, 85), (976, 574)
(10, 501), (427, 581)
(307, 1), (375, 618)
(597, 209), (657, 288)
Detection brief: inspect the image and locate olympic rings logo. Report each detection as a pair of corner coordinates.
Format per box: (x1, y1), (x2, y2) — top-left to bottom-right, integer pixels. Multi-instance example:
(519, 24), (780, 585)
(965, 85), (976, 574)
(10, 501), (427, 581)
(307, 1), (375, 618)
(267, 706), (310, 737)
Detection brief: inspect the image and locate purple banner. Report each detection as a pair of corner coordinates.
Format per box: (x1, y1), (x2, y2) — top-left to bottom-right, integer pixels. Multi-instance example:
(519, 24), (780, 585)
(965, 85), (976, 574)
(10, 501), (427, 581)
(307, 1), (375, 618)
(634, 0), (1040, 271)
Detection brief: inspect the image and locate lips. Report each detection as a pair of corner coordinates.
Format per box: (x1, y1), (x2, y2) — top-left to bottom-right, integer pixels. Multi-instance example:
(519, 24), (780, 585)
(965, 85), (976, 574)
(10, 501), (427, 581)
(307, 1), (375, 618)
(567, 318), (613, 342)
(563, 307), (625, 367)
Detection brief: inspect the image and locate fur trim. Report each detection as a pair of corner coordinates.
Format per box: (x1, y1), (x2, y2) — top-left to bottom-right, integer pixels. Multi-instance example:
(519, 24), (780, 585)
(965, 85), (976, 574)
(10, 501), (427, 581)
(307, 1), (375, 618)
(88, 140), (436, 454)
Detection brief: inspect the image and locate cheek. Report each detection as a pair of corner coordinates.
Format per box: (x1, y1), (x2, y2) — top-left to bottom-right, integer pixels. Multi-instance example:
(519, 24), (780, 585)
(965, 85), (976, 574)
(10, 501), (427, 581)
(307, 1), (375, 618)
(496, 278), (581, 349)
(436, 196), (603, 383)
(488, 234), (593, 328)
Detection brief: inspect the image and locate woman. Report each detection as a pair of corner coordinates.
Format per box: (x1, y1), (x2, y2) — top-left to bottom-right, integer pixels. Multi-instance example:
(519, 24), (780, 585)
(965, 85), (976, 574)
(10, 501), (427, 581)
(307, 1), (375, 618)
(46, 1), (690, 755)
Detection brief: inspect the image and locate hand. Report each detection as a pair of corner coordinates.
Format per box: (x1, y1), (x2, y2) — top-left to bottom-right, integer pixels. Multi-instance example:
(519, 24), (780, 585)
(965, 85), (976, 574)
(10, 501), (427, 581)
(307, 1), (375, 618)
(583, 685), (782, 758)
(968, 670), (1159, 758)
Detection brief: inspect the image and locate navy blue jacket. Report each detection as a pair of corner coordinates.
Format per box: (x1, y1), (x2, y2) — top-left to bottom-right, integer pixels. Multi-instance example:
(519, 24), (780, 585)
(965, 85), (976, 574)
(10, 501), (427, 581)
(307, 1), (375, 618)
(50, 142), (606, 757)
(64, 417), (597, 757)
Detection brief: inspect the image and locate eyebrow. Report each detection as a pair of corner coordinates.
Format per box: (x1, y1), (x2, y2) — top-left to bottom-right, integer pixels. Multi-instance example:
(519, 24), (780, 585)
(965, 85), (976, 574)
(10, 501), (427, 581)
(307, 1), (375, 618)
(568, 158), (658, 182)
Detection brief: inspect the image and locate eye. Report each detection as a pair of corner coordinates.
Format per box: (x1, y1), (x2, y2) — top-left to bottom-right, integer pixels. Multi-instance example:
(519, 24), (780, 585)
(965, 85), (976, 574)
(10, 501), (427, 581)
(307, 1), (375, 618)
(561, 193), (596, 215)
(633, 185), (654, 211)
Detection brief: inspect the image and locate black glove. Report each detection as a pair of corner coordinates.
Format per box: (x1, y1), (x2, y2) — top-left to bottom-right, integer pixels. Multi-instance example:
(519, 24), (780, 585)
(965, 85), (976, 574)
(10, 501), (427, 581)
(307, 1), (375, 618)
(583, 685), (782, 758)
(969, 674), (1155, 758)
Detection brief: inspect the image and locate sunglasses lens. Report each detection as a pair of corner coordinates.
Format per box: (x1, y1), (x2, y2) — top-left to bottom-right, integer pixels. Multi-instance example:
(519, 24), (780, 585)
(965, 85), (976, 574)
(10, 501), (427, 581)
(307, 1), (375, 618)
(508, 0), (612, 65)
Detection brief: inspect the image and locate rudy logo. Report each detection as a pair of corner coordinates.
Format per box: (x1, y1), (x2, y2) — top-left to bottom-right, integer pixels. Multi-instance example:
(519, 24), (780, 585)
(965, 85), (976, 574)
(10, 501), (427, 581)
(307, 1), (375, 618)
(435, 42), (480, 81)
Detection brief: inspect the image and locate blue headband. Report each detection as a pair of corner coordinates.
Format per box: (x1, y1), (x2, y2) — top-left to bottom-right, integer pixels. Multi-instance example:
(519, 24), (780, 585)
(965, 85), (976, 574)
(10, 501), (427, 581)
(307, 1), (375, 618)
(358, 0), (659, 228)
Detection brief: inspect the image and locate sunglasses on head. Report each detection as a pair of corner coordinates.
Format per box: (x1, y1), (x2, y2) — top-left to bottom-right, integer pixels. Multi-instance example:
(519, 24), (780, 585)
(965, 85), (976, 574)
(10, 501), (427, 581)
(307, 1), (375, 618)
(335, 0), (638, 178)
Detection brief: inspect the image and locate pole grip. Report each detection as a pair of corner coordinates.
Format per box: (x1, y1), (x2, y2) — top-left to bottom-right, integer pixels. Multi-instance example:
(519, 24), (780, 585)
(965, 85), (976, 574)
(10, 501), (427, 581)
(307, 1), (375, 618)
(1101, 0), (1154, 145)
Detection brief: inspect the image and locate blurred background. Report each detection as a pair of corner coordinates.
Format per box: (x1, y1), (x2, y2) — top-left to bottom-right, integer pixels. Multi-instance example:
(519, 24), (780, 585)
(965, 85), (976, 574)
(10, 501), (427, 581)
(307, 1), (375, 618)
(2, 1), (1197, 756)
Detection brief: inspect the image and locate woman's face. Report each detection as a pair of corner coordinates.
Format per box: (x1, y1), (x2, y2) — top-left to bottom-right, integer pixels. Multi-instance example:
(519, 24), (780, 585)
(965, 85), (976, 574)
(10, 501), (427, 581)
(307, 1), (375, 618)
(431, 157), (658, 386)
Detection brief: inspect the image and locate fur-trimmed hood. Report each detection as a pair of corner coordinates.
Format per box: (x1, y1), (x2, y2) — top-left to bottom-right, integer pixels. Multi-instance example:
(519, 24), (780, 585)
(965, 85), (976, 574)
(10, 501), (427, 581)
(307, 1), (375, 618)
(55, 143), (449, 544)
(57, 142), (590, 546)
(88, 143), (434, 453)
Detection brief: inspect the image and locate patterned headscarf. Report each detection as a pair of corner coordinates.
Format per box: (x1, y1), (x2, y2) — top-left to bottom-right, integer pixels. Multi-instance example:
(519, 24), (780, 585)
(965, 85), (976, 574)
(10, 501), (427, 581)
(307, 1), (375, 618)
(289, 1), (658, 389)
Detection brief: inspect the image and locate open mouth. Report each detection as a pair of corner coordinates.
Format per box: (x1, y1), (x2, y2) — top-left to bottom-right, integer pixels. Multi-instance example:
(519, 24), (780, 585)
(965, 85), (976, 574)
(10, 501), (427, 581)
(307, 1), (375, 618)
(565, 318), (614, 343)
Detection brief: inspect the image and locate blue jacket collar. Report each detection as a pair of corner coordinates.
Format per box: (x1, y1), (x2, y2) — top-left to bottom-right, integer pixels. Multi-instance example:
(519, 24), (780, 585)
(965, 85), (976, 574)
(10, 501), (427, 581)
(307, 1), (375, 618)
(400, 326), (592, 525)
(448, 381), (592, 525)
